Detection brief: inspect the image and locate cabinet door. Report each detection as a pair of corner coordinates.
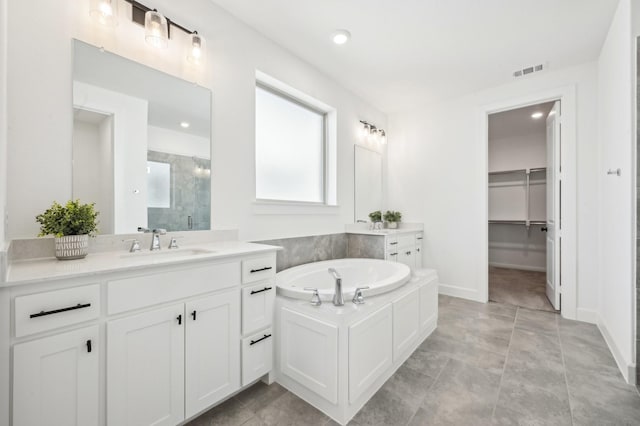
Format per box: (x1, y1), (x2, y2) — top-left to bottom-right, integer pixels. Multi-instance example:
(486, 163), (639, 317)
(397, 248), (415, 269)
(349, 305), (393, 403)
(242, 281), (275, 335)
(419, 282), (438, 331)
(185, 290), (240, 418)
(13, 325), (99, 426)
(108, 304), (185, 426)
(393, 288), (420, 362)
(242, 328), (273, 386)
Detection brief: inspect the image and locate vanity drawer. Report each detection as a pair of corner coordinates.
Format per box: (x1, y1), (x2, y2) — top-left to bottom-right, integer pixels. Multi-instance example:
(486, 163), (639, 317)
(242, 281), (275, 335)
(107, 262), (240, 315)
(397, 234), (416, 248)
(415, 233), (424, 245)
(15, 285), (100, 338)
(242, 328), (273, 386)
(242, 255), (276, 284)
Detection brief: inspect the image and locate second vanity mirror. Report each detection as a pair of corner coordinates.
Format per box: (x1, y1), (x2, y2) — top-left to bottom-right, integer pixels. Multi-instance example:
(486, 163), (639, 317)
(354, 145), (383, 222)
(72, 40), (212, 234)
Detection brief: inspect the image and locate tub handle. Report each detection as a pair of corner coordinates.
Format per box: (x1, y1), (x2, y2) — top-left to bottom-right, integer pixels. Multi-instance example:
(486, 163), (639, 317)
(352, 287), (370, 305)
(304, 287), (322, 306)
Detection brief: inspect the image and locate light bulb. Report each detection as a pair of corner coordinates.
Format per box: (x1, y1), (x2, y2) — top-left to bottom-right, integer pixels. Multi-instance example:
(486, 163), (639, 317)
(380, 130), (387, 144)
(531, 112), (544, 119)
(187, 32), (205, 64)
(90, 0), (118, 27)
(145, 10), (169, 49)
(332, 30), (351, 45)
(360, 123), (370, 139)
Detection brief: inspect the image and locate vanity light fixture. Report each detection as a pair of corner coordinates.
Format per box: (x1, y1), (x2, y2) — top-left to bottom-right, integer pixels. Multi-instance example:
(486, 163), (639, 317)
(118, 1), (206, 63)
(332, 29), (351, 45)
(531, 111), (544, 119)
(89, 0), (118, 27)
(359, 120), (387, 145)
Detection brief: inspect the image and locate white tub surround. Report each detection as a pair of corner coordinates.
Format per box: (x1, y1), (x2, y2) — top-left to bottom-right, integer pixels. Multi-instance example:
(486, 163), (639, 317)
(274, 266), (438, 425)
(1, 238), (281, 426)
(276, 258), (410, 301)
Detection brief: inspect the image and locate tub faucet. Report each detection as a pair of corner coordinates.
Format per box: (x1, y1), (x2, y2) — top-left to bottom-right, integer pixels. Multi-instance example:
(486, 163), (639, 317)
(328, 268), (344, 306)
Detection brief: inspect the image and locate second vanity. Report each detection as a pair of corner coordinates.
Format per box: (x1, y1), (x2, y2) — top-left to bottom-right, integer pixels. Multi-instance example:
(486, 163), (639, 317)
(0, 238), (280, 426)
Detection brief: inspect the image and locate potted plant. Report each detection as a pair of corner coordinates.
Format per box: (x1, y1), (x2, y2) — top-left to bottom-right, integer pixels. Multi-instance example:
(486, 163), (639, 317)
(383, 210), (402, 229)
(36, 200), (99, 260)
(368, 210), (382, 223)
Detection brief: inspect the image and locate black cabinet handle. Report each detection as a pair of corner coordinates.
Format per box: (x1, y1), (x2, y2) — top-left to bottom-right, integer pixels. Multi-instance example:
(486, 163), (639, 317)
(86, 339), (92, 353)
(406, 251), (412, 255)
(389, 242), (398, 245)
(250, 266), (273, 273)
(250, 334), (272, 346)
(417, 237), (423, 240)
(541, 227), (548, 232)
(30, 303), (91, 319)
(191, 310), (197, 321)
(390, 252), (398, 256)
(250, 287), (273, 295)
(177, 314), (182, 325)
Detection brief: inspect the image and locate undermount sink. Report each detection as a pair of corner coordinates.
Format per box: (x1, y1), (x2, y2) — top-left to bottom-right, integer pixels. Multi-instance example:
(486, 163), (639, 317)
(120, 248), (216, 259)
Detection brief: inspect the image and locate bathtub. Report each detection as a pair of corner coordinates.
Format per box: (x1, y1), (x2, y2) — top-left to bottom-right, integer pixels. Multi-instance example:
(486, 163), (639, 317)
(276, 258), (411, 301)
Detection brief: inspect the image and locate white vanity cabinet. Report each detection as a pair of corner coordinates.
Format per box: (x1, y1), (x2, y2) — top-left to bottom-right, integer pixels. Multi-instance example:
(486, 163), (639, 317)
(13, 325), (100, 426)
(382, 230), (423, 270)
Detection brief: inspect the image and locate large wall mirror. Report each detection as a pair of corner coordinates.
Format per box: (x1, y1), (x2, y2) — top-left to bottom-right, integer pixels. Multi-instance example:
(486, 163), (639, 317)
(72, 40), (212, 234)
(354, 145), (383, 222)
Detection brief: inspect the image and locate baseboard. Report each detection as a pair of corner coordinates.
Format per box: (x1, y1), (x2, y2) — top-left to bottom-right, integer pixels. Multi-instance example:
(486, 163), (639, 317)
(575, 308), (598, 324)
(488, 262), (546, 272)
(438, 283), (479, 301)
(597, 315), (636, 385)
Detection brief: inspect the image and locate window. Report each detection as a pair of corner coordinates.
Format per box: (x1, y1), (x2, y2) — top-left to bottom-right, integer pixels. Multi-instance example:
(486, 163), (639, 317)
(255, 83), (327, 203)
(147, 161), (171, 208)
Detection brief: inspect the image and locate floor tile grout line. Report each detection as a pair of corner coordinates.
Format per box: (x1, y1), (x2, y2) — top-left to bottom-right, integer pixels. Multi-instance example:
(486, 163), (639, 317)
(556, 315), (576, 426)
(490, 305), (518, 420)
(403, 357), (453, 426)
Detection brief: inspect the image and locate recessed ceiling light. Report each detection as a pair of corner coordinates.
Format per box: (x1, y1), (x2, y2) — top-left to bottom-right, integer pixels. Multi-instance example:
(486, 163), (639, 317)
(180, 121), (190, 128)
(531, 112), (544, 119)
(332, 30), (351, 45)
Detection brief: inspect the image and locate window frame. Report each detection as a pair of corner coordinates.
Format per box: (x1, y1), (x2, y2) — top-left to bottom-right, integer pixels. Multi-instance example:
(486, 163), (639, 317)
(254, 81), (330, 205)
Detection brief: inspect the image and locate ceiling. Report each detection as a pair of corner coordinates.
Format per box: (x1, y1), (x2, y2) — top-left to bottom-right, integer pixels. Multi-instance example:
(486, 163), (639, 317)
(210, 0), (619, 113)
(489, 102), (555, 140)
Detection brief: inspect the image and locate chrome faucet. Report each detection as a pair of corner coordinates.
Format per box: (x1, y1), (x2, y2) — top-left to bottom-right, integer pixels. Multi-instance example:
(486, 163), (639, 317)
(328, 268), (344, 306)
(138, 227), (166, 251)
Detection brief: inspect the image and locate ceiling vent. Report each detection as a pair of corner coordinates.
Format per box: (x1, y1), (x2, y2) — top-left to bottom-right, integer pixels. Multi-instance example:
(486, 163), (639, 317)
(513, 64), (544, 78)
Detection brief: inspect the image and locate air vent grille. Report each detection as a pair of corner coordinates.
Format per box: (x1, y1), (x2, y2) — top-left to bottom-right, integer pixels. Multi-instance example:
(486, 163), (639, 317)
(513, 64), (544, 78)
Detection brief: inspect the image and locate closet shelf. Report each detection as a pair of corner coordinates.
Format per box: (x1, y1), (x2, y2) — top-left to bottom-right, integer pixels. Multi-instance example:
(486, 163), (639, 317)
(488, 167), (546, 176)
(489, 220), (546, 226)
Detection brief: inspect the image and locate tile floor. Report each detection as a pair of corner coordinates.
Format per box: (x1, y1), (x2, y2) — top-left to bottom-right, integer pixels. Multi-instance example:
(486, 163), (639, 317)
(489, 266), (556, 312)
(187, 295), (640, 426)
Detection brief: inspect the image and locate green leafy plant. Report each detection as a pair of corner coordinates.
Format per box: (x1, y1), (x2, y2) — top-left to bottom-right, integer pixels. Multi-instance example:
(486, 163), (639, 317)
(383, 210), (402, 223)
(368, 210), (382, 222)
(36, 200), (99, 237)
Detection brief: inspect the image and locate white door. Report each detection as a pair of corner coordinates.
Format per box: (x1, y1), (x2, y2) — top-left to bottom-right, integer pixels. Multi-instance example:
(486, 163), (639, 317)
(545, 101), (561, 310)
(108, 304), (185, 426)
(13, 325), (99, 426)
(185, 290), (240, 418)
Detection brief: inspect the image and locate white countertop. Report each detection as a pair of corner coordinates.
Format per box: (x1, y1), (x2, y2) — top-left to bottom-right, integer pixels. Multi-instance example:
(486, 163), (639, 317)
(4, 241), (280, 287)
(344, 223), (424, 236)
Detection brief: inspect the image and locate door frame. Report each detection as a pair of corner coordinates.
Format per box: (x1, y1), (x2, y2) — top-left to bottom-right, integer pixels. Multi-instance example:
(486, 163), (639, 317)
(479, 85), (577, 320)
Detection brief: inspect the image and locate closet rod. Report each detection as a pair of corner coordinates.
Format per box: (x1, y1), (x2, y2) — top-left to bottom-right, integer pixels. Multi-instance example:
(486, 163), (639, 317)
(488, 167), (547, 176)
(488, 220), (546, 225)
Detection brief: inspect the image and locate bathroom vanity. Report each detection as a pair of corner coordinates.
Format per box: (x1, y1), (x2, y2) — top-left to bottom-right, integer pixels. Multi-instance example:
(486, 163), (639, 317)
(0, 240), (279, 426)
(345, 224), (424, 269)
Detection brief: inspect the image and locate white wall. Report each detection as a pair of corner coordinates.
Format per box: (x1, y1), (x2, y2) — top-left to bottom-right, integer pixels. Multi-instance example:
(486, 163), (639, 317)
(0, 0), (7, 250)
(387, 62), (598, 315)
(5, 0), (386, 241)
(148, 125), (210, 159)
(488, 131), (546, 172)
(596, 0), (636, 383)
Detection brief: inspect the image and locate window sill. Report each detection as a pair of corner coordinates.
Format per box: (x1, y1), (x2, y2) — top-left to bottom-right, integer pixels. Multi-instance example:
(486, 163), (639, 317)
(252, 201), (340, 215)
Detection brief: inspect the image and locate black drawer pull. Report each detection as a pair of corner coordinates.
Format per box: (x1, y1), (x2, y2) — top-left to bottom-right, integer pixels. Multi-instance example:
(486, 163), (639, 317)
(250, 334), (272, 346)
(177, 314), (182, 325)
(30, 303), (91, 318)
(86, 339), (92, 353)
(389, 242), (398, 245)
(250, 266), (273, 273)
(406, 251), (412, 255)
(390, 252), (398, 256)
(191, 310), (197, 321)
(417, 237), (423, 240)
(250, 287), (273, 295)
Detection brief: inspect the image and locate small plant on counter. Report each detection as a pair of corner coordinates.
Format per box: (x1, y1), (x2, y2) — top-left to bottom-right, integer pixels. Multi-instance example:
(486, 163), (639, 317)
(383, 210), (402, 228)
(368, 210), (382, 222)
(36, 200), (99, 260)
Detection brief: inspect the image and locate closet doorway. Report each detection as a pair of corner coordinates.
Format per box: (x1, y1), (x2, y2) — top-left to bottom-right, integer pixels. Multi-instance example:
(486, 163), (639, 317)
(487, 101), (561, 312)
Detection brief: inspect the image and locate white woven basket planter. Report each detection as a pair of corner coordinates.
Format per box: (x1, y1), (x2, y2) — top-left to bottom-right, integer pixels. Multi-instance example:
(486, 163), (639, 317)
(55, 234), (89, 260)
